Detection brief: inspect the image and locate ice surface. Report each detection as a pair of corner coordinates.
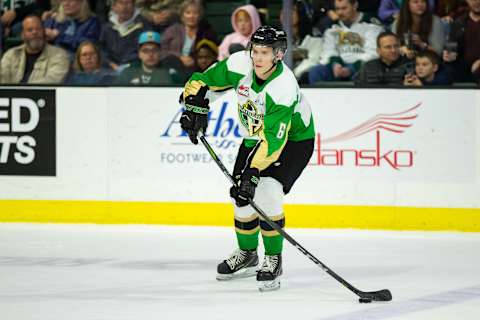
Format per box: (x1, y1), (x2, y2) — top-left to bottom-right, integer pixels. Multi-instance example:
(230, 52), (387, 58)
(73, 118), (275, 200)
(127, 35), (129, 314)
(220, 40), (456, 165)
(0, 224), (479, 320)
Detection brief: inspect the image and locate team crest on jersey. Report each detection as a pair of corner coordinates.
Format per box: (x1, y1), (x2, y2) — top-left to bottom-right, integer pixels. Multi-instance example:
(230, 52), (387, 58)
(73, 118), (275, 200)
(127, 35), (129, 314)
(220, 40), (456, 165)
(338, 31), (364, 47)
(238, 100), (264, 136)
(238, 85), (250, 97)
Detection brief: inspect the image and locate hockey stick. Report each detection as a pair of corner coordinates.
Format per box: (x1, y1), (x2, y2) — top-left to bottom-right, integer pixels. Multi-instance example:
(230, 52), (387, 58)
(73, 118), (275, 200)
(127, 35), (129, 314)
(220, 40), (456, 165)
(199, 133), (392, 302)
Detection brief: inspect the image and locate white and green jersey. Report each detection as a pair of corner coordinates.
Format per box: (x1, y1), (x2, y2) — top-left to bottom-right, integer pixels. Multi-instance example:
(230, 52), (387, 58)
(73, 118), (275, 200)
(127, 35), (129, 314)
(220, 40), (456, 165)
(184, 51), (315, 171)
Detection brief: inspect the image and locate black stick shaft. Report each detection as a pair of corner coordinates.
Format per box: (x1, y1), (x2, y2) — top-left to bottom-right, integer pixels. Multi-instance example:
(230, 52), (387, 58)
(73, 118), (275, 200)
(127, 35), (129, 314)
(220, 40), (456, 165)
(199, 134), (385, 299)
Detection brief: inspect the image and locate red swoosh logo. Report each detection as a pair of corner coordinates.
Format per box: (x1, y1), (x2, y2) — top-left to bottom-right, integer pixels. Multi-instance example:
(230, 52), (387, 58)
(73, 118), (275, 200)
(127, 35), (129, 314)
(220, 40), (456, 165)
(322, 103), (420, 144)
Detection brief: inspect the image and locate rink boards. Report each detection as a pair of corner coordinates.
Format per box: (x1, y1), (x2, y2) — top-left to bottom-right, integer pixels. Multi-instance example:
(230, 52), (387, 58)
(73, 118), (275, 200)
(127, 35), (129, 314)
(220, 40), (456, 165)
(0, 87), (479, 231)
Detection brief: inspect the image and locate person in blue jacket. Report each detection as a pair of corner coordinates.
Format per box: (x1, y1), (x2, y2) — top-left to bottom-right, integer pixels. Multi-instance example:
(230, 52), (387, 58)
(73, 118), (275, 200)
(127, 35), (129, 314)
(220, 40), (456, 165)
(43, 0), (100, 56)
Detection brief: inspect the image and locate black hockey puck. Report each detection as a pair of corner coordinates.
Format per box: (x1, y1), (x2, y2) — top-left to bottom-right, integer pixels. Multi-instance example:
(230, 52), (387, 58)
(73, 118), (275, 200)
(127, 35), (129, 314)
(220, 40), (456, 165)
(359, 298), (372, 303)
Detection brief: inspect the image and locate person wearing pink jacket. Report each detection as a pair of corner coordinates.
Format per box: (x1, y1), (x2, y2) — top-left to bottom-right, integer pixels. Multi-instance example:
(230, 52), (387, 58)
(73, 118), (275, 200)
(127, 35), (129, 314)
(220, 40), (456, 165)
(217, 4), (261, 61)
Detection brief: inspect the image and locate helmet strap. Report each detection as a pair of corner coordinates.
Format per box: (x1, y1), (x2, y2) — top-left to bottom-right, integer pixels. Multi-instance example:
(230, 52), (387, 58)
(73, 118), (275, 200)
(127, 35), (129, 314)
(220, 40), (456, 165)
(263, 61), (277, 76)
(263, 48), (285, 76)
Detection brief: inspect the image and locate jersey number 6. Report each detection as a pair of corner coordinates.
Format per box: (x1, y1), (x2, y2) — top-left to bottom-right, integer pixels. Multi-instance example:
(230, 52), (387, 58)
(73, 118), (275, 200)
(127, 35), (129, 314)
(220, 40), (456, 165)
(276, 122), (287, 139)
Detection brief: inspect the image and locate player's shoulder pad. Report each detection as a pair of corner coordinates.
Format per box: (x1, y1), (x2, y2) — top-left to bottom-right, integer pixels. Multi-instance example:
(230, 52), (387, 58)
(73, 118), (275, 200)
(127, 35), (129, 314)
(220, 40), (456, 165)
(267, 64), (299, 107)
(226, 51), (251, 76)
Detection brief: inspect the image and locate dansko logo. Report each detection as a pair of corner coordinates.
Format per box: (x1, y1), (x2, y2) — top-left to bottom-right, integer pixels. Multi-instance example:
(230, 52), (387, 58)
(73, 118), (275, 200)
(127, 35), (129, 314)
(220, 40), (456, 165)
(310, 104), (420, 170)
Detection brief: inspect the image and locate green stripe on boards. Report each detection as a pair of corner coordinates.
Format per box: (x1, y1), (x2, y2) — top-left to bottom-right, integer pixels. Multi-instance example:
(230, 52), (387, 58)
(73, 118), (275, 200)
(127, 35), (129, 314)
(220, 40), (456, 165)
(236, 230), (259, 251)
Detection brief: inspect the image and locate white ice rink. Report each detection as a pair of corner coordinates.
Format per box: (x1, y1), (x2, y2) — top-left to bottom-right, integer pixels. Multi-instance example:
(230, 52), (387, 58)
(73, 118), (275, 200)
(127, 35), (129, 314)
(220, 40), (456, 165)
(1, 223), (479, 320)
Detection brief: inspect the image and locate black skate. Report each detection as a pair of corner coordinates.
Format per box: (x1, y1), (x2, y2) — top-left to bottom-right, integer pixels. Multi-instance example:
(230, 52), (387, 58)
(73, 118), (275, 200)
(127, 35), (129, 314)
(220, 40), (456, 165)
(216, 249), (258, 281)
(257, 254), (282, 292)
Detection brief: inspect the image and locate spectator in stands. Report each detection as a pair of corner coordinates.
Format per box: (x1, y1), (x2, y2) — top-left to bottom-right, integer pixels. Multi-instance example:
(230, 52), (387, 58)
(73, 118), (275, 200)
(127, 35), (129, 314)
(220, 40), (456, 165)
(280, 2), (324, 82)
(392, 0), (445, 57)
(404, 49), (452, 84)
(67, 40), (115, 84)
(117, 30), (180, 84)
(277, 2), (323, 82)
(43, 0), (108, 22)
(443, 0), (480, 83)
(280, 2), (309, 58)
(1, 0), (50, 37)
(218, 4), (261, 61)
(355, 31), (413, 85)
(99, 0), (152, 72)
(193, 37), (217, 72)
(293, 34), (324, 82)
(435, 0), (468, 23)
(0, 15), (69, 83)
(308, 0), (383, 83)
(159, 0), (218, 74)
(138, 0), (180, 34)
(378, 0), (435, 25)
(311, 0), (338, 36)
(43, 0), (100, 56)
(378, 0), (402, 24)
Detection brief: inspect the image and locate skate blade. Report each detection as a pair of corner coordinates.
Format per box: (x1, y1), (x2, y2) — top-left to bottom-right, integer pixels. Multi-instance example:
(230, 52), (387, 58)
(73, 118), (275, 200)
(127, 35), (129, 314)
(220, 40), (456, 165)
(258, 278), (281, 292)
(216, 266), (257, 281)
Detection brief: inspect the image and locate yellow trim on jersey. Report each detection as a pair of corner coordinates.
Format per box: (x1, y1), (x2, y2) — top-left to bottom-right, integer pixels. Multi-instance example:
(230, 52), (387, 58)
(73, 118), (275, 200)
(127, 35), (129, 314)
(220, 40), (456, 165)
(251, 122), (291, 171)
(0, 200), (479, 232)
(209, 85), (233, 92)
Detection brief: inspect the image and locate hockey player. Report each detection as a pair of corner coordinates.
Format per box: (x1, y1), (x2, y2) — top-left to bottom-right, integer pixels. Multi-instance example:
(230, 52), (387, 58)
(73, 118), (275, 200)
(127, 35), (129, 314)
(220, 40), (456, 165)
(179, 25), (315, 291)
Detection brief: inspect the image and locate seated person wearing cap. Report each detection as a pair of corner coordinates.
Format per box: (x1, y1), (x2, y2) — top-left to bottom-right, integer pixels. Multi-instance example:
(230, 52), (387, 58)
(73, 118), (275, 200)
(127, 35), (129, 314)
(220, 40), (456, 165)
(116, 31), (181, 85)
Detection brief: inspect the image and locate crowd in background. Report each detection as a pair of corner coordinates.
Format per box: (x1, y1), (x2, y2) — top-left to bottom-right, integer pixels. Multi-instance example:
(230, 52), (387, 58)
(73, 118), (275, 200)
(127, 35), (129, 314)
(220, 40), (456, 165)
(0, 0), (478, 86)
